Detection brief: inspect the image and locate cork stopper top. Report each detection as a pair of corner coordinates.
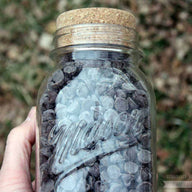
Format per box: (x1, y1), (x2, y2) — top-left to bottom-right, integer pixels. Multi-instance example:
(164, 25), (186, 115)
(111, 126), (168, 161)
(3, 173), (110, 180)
(56, 7), (136, 30)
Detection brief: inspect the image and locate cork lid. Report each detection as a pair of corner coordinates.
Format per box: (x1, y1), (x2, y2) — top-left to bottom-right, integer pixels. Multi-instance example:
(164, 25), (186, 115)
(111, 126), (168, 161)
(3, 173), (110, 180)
(55, 8), (136, 49)
(56, 7), (136, 30)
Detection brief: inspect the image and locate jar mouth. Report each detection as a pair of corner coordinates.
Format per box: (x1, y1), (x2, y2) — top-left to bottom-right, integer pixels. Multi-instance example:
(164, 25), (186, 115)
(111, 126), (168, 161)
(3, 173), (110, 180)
(53, 23), (137, 50)
(50, 44), (143, 67)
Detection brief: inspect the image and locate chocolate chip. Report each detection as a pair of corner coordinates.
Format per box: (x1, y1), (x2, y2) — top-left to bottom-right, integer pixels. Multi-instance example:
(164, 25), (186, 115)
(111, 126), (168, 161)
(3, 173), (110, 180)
(135, 81), (145, 91)
(137, 182), (152, 192)
(139, 133), (151, 149)
(128, 72), (138, 84)
(40, 91), (57, 111)
(94, 181), (105, 192)
(122, 82), (137, 93)
(114, 97), (128, 112)
(47, 69), (65, 90)
(144, 116), (150, 129)
(63, 64), (77, 77)
(41, 119), (55, 134)
(41, 178), (55, 192)
(86, 174), (96, 190)
(106, 88), (115, 97)
(42, 109), (55, 122)
(141, 166), (152, 181)
(116, 89), (127, 98)
(40, 153), (48, 165)
(133, 90), (148, 108)
(89, 163), (100, 177)
(40, 146), (53, 157)
(84, 158), (96, 167)
(127, 97), (139, 111)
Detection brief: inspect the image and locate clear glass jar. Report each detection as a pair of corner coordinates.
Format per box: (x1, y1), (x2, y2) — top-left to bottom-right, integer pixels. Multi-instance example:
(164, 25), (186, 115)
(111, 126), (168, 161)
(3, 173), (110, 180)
(36, 8), (156, 192)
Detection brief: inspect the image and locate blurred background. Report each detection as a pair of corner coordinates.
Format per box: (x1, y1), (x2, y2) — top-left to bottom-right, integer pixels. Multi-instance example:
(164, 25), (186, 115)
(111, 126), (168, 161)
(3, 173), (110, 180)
(0, 0), (191, 191)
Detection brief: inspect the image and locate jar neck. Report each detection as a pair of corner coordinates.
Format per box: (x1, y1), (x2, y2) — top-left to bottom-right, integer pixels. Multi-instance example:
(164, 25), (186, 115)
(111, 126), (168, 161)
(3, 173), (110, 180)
(50, 24), (142, 65)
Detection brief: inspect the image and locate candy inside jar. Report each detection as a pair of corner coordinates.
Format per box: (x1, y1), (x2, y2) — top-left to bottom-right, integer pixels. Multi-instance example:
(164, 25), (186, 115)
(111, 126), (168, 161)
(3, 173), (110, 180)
(36, 7), (156, 192)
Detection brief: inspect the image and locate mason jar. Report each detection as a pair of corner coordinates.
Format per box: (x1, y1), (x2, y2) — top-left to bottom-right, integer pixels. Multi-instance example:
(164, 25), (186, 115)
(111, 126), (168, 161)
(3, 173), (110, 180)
(36, 7), (156, 192)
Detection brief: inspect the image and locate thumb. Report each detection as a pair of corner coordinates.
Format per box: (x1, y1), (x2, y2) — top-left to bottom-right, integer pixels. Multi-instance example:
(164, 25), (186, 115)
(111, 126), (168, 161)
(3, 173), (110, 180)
(0, 107), (36, 192)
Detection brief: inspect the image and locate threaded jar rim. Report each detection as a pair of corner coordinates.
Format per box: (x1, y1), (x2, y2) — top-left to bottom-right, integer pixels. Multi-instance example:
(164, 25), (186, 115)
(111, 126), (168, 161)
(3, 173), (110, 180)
(53, 8), (140, 59)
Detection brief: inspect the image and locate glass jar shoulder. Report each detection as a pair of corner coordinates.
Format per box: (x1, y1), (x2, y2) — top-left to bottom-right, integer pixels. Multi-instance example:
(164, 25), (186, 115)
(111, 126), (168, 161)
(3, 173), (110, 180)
(127, 65), (156, 106)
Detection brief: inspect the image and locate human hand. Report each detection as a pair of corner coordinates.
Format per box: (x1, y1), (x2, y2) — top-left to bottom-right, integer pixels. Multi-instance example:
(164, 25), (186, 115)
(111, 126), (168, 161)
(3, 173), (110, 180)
(0, 107), (36, 192)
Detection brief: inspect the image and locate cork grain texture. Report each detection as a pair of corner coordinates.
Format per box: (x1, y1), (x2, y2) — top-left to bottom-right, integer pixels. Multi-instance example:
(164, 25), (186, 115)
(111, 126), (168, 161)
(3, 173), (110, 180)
(56, 7), (136, 30)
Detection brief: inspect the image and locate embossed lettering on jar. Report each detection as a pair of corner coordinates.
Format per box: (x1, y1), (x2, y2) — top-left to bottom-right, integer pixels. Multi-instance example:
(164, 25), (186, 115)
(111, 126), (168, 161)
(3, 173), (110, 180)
(36, 7), (156, 192)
